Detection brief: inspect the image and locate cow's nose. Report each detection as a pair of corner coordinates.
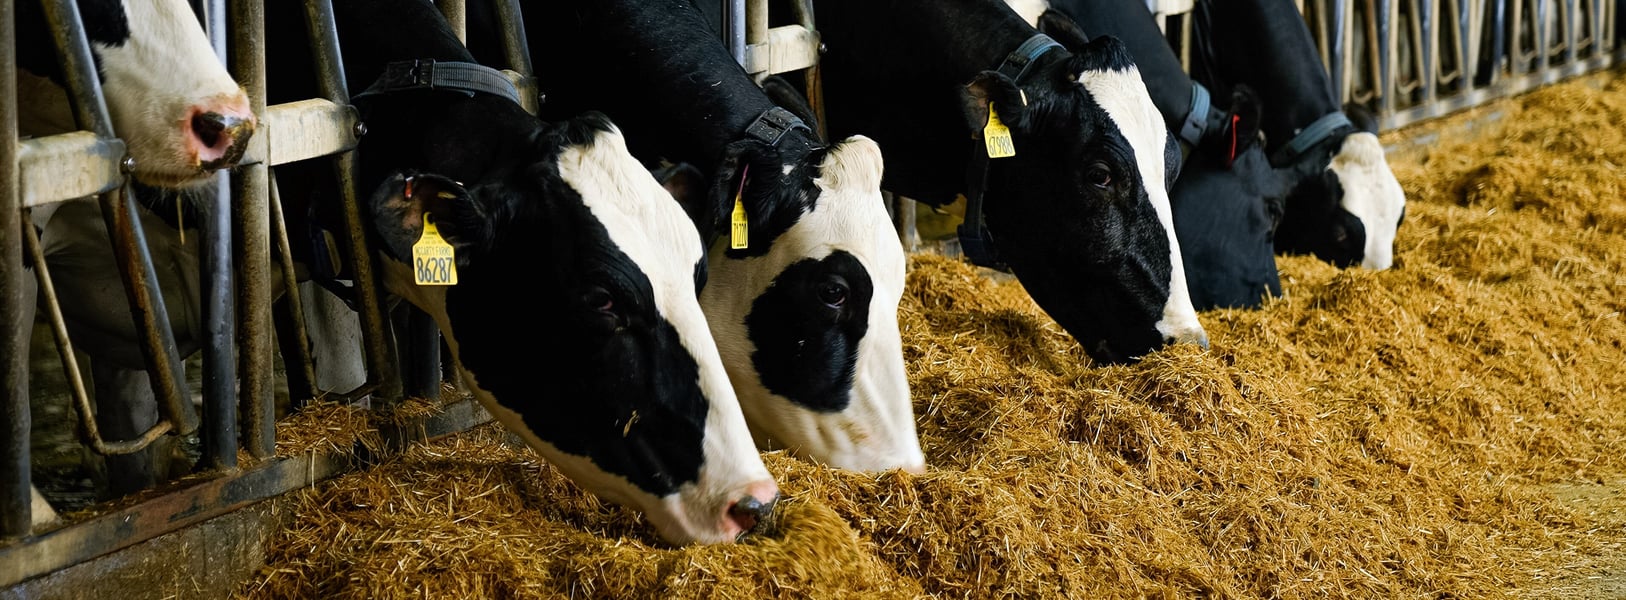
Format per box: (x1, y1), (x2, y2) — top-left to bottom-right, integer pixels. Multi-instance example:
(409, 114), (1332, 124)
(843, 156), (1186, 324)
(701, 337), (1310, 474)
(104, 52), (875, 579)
(725, 480), (780, 539)
(190, 111), (254, 170)
(1166, 331), (1211, 350)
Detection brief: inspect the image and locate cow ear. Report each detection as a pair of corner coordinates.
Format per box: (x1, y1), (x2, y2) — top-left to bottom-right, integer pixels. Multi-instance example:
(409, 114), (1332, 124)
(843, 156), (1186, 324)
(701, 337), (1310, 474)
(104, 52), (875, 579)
(1036, 10), (1091, 52)
(651, 161), (710, 226)
(367, 171), (485, 267)
(1208, 84), (1264, 164)
(710, 140), (782, 244)
(760, 75), (823, 142)
(962, 70), (1027, 132)
(1343, 102), (1381, 133)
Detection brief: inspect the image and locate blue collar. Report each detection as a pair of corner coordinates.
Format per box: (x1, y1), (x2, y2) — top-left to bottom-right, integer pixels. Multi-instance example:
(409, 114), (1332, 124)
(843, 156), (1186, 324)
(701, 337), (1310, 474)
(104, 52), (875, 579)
(995, 33), (1066, 83)
(1273, 111), (1356, 166)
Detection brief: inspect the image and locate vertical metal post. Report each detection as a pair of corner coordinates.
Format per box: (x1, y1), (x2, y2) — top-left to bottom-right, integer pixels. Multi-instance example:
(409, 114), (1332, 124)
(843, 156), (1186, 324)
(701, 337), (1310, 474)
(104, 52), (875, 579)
(43, 0), (198, 438)
(1332, 0), (1349, 104)
(0, 0), (32, 540)
(231, 0), (274, 458)
(1379, 0), (1395, 116)
(437, 0), (465, 44)
(305, 0), (395, 403)
(200, 0), (238, 471)
(729, 0), (747, 66)
(1420, 0), (1437, 108)
(268, 177), (319, 409)
(494, 0), (539, 115)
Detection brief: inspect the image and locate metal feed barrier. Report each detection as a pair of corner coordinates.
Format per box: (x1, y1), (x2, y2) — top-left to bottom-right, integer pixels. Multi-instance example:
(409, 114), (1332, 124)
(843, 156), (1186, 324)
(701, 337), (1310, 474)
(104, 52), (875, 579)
(0, 0), (1618, 592)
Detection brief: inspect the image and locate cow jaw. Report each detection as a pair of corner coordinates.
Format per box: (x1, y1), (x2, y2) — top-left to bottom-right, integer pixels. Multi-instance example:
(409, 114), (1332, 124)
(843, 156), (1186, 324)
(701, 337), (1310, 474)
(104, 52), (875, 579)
(94, 0), (253, 189)
(1075, 64), (1208, 349)
(703, 136), (925, 473)
(1327, 132), (1405, 270)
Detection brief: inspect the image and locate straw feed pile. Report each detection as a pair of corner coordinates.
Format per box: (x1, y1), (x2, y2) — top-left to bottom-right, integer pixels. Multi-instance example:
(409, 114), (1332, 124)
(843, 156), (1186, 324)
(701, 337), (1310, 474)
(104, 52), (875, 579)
(236, 73), (1626, 599)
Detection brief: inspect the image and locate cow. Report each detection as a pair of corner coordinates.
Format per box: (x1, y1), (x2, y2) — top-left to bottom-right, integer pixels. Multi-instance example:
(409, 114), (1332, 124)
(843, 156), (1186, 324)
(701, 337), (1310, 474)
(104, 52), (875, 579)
(1013, 0), (1289, 310)
(463, 0), (926, 474)
(16, 0), (254, 189)
(806, 0), (1208, 364)
(1187, 0), (1407, 270)
(15, 0), (257, 526)
(257, 0), (779, 545)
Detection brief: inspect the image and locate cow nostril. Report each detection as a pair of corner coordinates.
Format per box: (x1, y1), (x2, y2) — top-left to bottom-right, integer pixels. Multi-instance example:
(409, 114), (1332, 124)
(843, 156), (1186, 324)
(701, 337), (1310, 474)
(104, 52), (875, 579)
(192, 112), (228, 149)
(726, 493), (778, 538)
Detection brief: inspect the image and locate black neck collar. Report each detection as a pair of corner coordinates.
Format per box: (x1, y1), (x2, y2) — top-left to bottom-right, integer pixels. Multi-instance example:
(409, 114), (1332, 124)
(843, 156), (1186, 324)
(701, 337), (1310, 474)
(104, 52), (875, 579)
(353, 59), (521, 105)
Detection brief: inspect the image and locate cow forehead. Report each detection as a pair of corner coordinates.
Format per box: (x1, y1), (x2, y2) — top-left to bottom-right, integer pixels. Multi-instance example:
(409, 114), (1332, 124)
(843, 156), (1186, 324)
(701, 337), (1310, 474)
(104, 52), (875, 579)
(555, 128), (705, 279)
(1073, 66), (1170, 190)
(750, 182), (905, 298)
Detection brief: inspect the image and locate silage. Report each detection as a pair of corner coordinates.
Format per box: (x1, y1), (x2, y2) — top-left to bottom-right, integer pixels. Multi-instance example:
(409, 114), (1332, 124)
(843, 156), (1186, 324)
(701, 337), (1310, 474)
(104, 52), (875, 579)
(235, 72), (1626, 599)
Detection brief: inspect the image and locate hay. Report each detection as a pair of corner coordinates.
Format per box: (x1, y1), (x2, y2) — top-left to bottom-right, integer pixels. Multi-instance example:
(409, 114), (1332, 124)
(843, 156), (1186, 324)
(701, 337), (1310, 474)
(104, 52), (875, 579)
(236, 72), (1626, 599)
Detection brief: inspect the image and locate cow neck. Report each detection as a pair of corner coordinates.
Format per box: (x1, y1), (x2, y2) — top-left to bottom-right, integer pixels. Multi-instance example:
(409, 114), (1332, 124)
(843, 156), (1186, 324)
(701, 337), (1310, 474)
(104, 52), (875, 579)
(1192, 0), (1340, 158)
(957, 33), (1066, 271)
(352, 59), (520, 105)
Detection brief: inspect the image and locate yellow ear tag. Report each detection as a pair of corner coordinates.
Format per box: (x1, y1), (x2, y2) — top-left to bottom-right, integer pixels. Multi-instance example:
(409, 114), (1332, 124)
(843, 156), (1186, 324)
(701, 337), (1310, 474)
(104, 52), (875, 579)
(730, 165), (750, 250)
(412, 213), (458, 286)
(984, 102), (1016, 158)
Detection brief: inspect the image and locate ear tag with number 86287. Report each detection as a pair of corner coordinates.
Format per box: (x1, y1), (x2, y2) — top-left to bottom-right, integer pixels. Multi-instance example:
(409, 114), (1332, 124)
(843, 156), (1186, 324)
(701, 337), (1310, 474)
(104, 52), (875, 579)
(412, 213), (458, 286)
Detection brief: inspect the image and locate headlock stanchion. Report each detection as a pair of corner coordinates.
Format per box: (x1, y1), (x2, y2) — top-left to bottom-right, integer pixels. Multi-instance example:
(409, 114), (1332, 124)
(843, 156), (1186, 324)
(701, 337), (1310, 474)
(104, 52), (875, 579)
(1, 0), (31, 542)
(200, 0), (240, 472)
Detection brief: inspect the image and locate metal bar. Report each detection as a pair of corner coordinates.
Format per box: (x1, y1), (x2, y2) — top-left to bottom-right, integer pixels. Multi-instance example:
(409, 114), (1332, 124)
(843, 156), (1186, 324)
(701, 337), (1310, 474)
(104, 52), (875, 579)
(0, 451), (356, 587)
(199, 0), (237, 472)
(1333, 0), (1349, 104)
(246, 99), (358, 167)
(25, 218), (175, 456)
(492, 0), (539, 114)
(268, 175), (319, 409)
(402, 307), (441, 401)
(438, 0), (465, 44)
(729, 0), (746, 66)
(232, 0), (274, 459)
(16, 132), (123, 207)
(305, 0), (395, 405)
(1379, 0), (1395, 115)
(0, 0), (31, 540)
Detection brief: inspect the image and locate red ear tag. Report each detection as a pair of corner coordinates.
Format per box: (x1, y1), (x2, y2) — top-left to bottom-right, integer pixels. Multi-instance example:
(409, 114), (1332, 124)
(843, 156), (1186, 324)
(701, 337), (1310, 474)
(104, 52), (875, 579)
(1226, 114), (1241, 168)
(404, 176), (416, 200)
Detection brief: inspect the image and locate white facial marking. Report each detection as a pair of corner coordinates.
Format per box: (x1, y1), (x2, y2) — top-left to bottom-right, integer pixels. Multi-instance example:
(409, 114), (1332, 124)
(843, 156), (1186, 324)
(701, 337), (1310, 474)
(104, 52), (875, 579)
(380, 126), (774, 545)
(1327, 132), (1406, 270)
(92, 0), (251, 188)
(1006, 0), (1051, 28)
(702, 136), (925, 473)
(1075, 66), (1208, 347)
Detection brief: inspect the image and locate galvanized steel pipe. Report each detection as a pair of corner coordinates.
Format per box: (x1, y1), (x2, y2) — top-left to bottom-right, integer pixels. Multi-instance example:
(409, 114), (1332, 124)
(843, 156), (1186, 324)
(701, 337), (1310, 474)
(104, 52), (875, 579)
(200, 0), (238, 471)
(1, 0), (31, 540)
(232, 0), (275, 458)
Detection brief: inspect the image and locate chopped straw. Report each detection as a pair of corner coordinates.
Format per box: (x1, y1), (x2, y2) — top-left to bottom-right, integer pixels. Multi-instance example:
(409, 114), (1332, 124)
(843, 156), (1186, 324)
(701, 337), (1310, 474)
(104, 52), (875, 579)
(235, 72), (1626, 599)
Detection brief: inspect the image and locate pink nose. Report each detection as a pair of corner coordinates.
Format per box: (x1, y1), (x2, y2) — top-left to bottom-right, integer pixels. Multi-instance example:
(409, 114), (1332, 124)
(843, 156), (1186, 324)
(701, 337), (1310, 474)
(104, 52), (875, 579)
(186, 98), (254, 170)
(724, 480), (781, 539)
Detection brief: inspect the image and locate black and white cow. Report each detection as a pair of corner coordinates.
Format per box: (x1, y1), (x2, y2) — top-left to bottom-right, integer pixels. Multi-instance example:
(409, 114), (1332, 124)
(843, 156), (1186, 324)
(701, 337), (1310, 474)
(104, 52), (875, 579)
(16, 0), (254, 189)
(1188, 0), (1407, 270)
(262, 0), (777, 545)
(464, 0), (925, 474)
(15, 0), (257, 526)
(1012, 0), (1289, 310)
(808, 0), (1208, 363)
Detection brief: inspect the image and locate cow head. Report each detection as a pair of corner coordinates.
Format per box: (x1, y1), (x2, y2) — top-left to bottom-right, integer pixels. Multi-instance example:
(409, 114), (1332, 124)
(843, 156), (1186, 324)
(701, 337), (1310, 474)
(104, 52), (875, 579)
(691, 129), (923, 474)
(367, 114), (777, 545)
(17, 0), (255, 189)
(959, 36), (1208, 364)
(1273, 119), (1406, 270)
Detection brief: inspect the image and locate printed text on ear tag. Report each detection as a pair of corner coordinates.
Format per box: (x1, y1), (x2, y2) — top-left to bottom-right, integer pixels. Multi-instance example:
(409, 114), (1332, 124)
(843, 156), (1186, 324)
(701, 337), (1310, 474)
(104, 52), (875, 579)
(730, 166), (750, 249)
(985, 102), (1016, 158)
(412, 213), (458, 286)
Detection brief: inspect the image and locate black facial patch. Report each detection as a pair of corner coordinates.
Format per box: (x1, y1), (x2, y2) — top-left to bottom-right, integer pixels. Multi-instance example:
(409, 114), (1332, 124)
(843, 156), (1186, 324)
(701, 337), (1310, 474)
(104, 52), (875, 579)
(16, 0), (133, 83)
(744, 251), (873, 413)
(442, 148), (708, 498)
(1274, 163), (1366, 268)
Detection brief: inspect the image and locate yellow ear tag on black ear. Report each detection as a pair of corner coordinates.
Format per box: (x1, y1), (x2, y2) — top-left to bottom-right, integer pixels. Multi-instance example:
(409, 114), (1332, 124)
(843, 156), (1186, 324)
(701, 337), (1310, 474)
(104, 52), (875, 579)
(985, 102), (1016, 158)
(412, 213), (458, 286)
(730, 166), (750, 250)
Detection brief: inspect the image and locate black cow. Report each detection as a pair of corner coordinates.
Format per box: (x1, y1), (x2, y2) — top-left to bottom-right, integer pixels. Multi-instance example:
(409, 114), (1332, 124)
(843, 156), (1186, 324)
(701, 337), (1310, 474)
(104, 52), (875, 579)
(465, 0), (926, 474)
(1188, 0), (1407, 270)
(808, 0), (1208, 363)
(1017, 0), (1289, 310)
(259, 0), (779, 545)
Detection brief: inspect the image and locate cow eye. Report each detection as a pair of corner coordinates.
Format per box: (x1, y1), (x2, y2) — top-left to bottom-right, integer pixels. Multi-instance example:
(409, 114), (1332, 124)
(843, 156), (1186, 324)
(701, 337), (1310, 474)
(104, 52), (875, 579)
(583, 286), (615, 313)
(1086, 162), (1113, 189)
(818, 279), (848, 308)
